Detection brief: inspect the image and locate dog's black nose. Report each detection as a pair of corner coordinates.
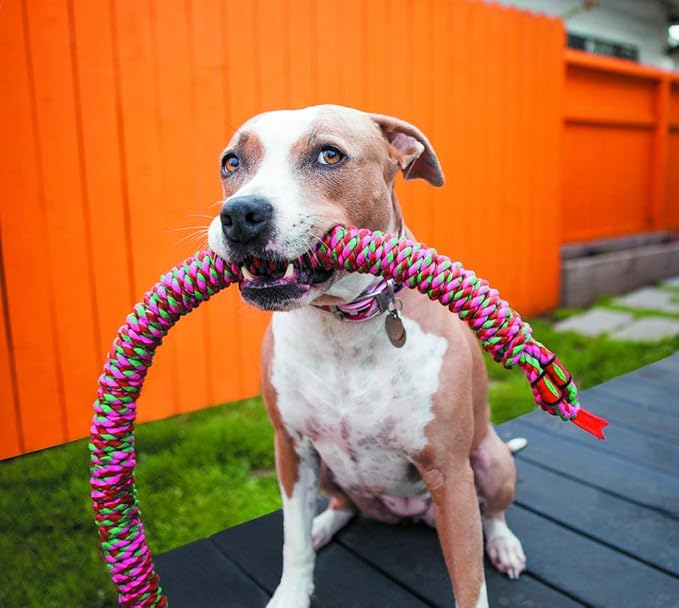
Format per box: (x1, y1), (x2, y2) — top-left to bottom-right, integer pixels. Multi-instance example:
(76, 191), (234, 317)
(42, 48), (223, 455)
(220, 196), (273, 243)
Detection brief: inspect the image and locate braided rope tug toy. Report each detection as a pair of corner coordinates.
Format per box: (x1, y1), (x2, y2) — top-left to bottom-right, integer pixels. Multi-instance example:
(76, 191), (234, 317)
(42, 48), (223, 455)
(90, 225), (608, 606)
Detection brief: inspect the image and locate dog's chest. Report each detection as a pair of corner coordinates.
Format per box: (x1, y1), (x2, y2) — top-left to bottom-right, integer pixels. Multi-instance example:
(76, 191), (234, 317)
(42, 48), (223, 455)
(270, 310), (448, 495)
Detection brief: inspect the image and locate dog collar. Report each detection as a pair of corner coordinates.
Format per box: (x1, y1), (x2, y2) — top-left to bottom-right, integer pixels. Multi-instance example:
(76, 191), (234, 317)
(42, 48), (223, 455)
(312, 222), (406, 324)
(313, 278), (405, 322)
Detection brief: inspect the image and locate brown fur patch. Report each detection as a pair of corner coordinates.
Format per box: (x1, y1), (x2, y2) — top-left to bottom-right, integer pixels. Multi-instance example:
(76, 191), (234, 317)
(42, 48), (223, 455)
(286, 113), (399, 234)
(220, 131), (265, 197)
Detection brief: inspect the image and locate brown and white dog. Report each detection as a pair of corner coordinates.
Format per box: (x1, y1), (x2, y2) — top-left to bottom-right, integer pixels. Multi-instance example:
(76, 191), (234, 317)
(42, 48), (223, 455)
(207, 105), (526, 608)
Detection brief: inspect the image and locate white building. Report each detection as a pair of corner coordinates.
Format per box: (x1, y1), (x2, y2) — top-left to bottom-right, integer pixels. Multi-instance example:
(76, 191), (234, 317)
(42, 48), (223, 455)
(496, 0), (678, 69)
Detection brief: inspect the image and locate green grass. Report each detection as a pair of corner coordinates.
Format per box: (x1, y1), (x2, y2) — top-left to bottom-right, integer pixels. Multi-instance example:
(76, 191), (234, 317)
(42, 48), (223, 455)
(1, 319), (677, 608)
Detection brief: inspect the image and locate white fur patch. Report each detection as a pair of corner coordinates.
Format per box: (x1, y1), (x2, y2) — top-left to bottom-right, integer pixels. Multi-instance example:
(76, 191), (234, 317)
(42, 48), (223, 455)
(482, 516), (526, 580)
(208, 107), (326, 262)
(271, 307), (448, 500)
(475, 582), (489, 608)
(311, 507), (355, 550)
(268, 450), (318, 608)
(241, 108), (332, 261)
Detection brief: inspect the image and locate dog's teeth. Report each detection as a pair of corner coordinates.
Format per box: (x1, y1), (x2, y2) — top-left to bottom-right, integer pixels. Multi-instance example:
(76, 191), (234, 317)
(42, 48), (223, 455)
(241, 266), (256, 281)
(284, 262), (295, 279)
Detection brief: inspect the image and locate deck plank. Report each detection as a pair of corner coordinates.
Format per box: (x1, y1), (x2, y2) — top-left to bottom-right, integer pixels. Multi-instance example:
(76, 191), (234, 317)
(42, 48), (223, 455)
(337, 516), (583, 607)
(498, 419), (679, 517)
(211, 510), (431, 607)
(576, 384), (679, 441)
(512, 458), (679, 575)
(596, 374), (679, 417)
(154, 538), (269, 607)
(507, 507), (679, 607)
(624, 353), (679, 387)
(515, 406), (679, 475)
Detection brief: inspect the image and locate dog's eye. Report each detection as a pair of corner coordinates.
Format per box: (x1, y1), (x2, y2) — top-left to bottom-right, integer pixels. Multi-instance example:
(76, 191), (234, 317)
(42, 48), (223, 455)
(317, 146), (344, 166)
(222, 153), (240, 175)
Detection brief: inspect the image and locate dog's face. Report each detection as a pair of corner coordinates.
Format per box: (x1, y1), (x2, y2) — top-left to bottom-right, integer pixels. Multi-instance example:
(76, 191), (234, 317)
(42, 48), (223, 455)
(208, 105), (443, 311)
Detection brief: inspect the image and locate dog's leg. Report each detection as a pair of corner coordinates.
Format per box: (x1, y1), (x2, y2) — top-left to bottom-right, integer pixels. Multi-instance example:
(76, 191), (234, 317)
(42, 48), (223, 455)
(312, 501), (355, 551)
(471, 425), (526, 579)
(313, 463), (356, 550)
(267, 432), (319, 608)
(416, 458), (488, 608)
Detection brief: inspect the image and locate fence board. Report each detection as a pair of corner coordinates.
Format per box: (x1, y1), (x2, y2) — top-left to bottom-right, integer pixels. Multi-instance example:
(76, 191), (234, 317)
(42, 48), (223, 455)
(152, 0), (211, 415)
(666, 129), (679, 230)
(113, 0), (179, 420)
(189, 0), (245, 406)
(24, 0), (103, 443)
(0, 0), (67, 453)
(70, 0), (134, 365)
(0, 222), (21, 459)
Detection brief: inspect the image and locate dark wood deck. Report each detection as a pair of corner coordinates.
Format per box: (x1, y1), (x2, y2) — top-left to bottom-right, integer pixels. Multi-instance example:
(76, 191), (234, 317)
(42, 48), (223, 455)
(156, 354), (679, 607)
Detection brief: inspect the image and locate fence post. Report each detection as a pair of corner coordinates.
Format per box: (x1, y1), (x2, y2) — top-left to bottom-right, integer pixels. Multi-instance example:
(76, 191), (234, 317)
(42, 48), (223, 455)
(651, 76), (670, 230)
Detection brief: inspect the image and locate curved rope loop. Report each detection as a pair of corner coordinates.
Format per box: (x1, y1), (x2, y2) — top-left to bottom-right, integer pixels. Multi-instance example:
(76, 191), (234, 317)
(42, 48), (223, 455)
(90, 226), (606, 606)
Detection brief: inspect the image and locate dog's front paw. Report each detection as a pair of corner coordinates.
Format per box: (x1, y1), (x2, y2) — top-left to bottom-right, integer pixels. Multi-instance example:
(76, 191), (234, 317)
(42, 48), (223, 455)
(483, 517), (526, 580)
(267, 577), (314, 608)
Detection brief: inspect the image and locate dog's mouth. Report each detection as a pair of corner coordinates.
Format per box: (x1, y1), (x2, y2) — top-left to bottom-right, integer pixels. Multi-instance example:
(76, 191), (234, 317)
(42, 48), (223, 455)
(236, 252), (334, 310)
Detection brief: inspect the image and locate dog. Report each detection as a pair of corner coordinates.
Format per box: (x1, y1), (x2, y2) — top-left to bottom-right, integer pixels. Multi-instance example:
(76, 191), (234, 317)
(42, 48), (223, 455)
(208, 105), (527, 608)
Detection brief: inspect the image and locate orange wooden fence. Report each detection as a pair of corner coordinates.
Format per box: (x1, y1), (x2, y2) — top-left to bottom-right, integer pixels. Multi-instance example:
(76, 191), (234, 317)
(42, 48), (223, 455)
(562, 49), (679, 242)
(1, 0), (563, 459)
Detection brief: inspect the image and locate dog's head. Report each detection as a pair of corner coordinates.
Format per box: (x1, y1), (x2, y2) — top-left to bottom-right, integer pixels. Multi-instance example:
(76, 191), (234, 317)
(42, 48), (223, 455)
(208, 105), (443, 311)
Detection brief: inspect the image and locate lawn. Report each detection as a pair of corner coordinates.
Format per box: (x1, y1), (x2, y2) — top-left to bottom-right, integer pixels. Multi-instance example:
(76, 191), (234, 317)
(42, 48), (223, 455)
(1, 317), (677, 608)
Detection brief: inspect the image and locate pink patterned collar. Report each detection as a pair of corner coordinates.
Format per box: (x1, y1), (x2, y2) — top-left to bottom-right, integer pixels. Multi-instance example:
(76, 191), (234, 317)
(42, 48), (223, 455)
(313, 278), (405, 322)
(313, 224), (405, 323)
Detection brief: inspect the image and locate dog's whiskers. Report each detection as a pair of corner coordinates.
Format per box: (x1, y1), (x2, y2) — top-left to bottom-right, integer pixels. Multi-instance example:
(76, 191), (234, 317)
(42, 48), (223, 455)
(174, 227), (209, 248)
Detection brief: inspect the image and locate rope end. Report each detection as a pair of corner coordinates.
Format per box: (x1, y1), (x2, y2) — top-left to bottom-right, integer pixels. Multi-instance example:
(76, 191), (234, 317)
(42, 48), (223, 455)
(572, 408), (608, 439)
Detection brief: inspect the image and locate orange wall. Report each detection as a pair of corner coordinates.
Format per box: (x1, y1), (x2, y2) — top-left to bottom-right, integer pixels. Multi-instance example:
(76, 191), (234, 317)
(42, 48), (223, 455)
(562, 50), (679, 242)
(0, 0), (564, 459)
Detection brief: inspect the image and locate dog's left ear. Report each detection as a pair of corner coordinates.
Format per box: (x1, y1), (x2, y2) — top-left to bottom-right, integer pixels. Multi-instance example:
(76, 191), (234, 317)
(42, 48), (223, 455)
(369, 113), (444, 187)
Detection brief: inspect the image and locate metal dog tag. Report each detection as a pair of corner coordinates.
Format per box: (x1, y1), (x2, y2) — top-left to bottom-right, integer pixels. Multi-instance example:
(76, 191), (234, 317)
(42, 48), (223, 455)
(385, 310), (407, 348)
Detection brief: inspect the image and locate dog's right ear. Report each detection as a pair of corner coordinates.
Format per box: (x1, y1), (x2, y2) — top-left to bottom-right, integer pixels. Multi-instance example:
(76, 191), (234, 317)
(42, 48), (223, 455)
(369, 113), (444, 187)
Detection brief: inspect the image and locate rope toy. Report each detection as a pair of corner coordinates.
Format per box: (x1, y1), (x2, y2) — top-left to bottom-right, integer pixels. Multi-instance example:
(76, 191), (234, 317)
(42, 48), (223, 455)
(90, 225), (607, 607)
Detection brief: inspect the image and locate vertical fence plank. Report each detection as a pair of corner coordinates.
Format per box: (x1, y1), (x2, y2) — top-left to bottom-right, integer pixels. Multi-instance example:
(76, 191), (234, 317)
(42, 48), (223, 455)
(541, 17), (564, 311)
(256, 0), (288, 110)
(223, 1), (259, 126)
(190, 0), (245, 406)
(476, 2), (510, 299)
(0, 222), (22, 459)
(438, 0), (471, 270)
(384, 0), (412, 123)
(502, 6), (524, 308)
(315, 1), (342, 104)
(287, 0), (316, 108)
(152, 0), (210, 414)
(335, 0), (366, 110)
(404, 0), (435, 242)
(113, 0), (179, 421)
(222, 0), (266, 398)
(430, 0), (451, 249)
(665, 81), (679, 230)
(24, 0), (103, 442)
(70, 0), (134, 369)
(651, 77), (670, 230)
(0, 0), (66, 453)
(461, 1), (492, 279)
(363, 0), (389, 113)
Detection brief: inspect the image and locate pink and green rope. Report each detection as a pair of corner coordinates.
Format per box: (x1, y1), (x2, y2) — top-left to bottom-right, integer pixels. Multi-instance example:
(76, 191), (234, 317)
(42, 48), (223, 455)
(90, 225), (607, 606)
